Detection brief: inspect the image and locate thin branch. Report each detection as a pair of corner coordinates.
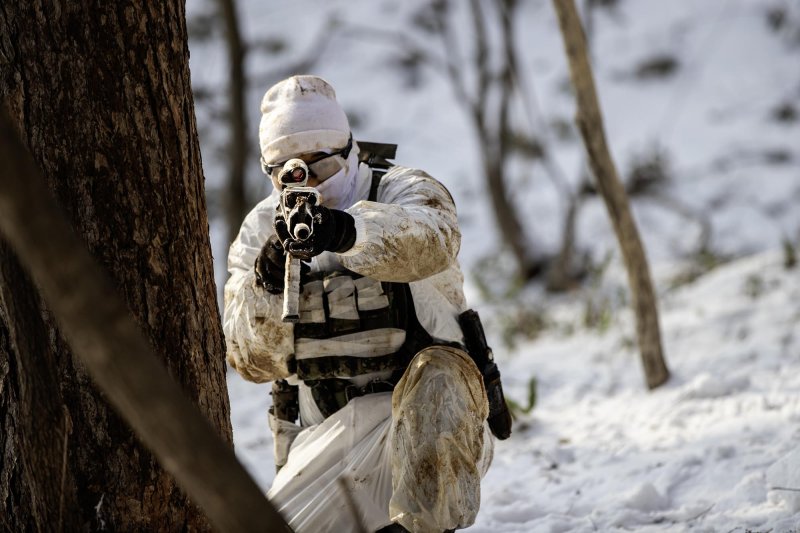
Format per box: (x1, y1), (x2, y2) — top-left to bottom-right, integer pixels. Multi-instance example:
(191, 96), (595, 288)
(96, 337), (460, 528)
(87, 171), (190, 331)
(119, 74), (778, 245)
(552, 0), (669, 388)
(770, 486), (800, 492)
(470, 0), (492, 131)
(500, 0), (573, 202)
(643, 194), (712, 254)
(250, 15), (339, 88)
(547, 193), (586, 291)
(216, 0), (249, 246)
(336, 23), (447, 73)
(688, 503), (715, 521)
(497, 0), (515, 161)
(435, 0), (479, 118)
(498, 0), (578, 283)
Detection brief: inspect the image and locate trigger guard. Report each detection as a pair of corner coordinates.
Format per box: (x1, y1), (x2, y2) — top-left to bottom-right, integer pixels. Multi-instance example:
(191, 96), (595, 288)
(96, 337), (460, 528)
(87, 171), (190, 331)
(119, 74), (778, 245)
(288, 242), (314, 260)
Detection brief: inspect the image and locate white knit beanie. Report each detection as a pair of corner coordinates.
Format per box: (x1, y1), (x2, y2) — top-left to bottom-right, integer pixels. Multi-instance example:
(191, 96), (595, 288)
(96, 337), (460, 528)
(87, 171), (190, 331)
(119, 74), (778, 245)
(259, 75), (351, 164)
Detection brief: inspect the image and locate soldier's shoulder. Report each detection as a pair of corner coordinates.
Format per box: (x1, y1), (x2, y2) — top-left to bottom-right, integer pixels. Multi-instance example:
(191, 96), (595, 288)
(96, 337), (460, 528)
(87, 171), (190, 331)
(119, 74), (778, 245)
(380, 166), (447, 191)
(377, 166), (455, 208)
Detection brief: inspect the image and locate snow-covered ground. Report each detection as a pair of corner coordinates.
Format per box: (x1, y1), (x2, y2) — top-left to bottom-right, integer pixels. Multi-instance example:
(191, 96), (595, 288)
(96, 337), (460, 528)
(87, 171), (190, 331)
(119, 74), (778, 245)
(229, 250), (800, 531)
(473, 250), (800, 532)
(189, 0), (800, 530)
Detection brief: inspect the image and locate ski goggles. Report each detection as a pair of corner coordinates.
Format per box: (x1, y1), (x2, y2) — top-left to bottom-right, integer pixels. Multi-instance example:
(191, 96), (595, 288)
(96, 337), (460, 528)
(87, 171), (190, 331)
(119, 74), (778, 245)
(262, 135), (353, 183)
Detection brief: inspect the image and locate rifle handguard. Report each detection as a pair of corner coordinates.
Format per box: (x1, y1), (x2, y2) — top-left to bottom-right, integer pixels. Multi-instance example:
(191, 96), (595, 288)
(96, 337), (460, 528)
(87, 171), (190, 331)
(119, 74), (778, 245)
(282, 254), (302, 323)
(277, 159), (317, 323)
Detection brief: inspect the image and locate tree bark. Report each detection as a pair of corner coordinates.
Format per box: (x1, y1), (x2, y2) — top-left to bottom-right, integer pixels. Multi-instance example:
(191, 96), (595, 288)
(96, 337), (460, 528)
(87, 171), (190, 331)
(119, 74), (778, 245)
(552, 0), (670, 389)
(0, 1), (242, 529)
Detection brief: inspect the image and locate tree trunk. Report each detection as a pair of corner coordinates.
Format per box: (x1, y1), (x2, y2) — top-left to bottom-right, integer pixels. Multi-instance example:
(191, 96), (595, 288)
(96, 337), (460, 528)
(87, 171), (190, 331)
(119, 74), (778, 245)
(0, 107), (291, 533)
(483, 153), (542, 280)
(552, 0), (670, 389)
(217, 0), (251, 247)
(0, 2), (233, 529)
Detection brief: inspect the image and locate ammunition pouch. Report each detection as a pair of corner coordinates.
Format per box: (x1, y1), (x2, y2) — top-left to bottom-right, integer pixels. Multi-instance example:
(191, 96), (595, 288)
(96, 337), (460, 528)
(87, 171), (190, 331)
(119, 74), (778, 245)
(306, 376), (400, 419)
(269, 379), (299, 423)
(291, 271), (433, 419)
(296, 351), (410, 380)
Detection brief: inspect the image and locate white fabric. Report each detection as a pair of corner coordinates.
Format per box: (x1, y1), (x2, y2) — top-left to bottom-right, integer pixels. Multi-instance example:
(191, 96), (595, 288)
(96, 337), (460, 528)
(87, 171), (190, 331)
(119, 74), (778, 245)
(269, 412), (303, 470)
(311, 148), (362, 210)
(268, 393), (395, 532)
(295, 329), (406, 360)
(259, 75), (351, 164)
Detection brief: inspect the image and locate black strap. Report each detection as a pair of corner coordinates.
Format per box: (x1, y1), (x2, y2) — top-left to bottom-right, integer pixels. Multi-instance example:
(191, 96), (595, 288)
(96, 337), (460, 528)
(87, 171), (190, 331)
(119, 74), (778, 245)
(308, 377), (398, 419)
(306, 341), (463, 419)
(368, 172), (382, 202)
(458, 310), (513, 440)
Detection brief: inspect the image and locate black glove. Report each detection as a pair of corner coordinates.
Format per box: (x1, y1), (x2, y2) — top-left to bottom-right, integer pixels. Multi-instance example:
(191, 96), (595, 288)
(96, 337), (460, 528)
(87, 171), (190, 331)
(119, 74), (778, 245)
(254, 235), (289, 294)
(255, 234), (312, 294)
(274, 206), (356, 261)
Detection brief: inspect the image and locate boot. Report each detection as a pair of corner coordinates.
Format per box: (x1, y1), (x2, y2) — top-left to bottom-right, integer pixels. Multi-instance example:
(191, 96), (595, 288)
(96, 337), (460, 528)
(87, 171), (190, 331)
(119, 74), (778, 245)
(375, 525), (408, 533)
(375, 525), (455, 532)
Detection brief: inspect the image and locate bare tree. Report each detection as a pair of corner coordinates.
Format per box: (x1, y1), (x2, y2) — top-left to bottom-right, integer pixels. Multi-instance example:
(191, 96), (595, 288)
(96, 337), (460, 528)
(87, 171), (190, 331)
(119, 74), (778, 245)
(552, 0), (670, 389)
(341, 0), (590, 287)
(217, 0), (250, 247)
(0, 1), (285, 528)
(432, 0), (544, 280)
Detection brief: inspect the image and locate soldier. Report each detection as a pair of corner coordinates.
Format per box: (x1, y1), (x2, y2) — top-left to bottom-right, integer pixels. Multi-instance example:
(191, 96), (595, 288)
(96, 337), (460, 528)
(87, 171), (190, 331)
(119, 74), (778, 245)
(224, 75), (508, 532)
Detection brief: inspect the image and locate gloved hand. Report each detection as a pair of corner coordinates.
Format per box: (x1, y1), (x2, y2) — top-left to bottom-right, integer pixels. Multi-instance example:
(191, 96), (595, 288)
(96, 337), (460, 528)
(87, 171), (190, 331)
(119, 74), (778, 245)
(274, 206), (356, 261)
(254, 235), (289, 294)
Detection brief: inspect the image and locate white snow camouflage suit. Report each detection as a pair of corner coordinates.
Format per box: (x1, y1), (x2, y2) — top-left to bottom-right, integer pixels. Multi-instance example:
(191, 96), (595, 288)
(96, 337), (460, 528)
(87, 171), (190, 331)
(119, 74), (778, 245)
(224, 159), (494, 532)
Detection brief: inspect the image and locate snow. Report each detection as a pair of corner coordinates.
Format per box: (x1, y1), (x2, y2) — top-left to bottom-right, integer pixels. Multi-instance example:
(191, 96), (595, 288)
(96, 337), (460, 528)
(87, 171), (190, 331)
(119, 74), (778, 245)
(768, 449), (800, 514)
(188, 0), (800, 530)
(469, 250), (800, 531)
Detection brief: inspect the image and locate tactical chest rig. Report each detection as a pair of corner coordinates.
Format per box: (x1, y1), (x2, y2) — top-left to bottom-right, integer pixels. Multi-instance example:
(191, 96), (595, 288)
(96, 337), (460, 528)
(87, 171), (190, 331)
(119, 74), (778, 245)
(269, 142), (512, 439)
(270, 142), (432, 421)
(292, 271), (433, 418)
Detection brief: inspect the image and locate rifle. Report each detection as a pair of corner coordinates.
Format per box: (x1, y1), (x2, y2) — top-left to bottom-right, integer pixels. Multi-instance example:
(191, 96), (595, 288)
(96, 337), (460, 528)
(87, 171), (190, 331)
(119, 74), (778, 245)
(276, 159), (321, 322)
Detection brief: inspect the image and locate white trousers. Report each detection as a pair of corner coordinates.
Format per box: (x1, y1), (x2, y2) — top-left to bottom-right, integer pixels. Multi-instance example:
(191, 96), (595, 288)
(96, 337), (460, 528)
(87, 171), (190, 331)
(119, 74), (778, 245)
(267, 346), (494, 533)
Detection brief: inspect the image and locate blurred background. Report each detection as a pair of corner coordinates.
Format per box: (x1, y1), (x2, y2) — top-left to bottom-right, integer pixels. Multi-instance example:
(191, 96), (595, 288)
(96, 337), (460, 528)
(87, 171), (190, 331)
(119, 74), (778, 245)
(187, 0), (799, 339)
(185, 2), (800, 529)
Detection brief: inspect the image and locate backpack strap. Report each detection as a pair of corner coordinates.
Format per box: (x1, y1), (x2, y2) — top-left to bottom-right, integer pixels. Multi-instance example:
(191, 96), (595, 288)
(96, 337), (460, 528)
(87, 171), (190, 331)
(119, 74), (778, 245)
(368, 172), (382, 202)
(358, 139), (395, 202)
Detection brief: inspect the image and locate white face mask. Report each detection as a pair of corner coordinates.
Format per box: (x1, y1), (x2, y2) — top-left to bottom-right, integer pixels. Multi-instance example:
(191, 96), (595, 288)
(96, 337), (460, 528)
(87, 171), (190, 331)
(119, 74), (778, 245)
(311, 150), (360, 210)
